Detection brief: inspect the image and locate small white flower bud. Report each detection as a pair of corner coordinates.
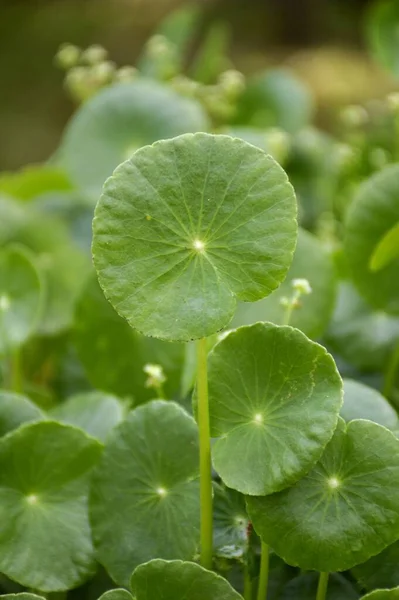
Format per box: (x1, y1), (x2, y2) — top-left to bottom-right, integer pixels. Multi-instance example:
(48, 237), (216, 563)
(144, 363), (166, 389)
(55, 43), (81, 69)
(115, 66), (138, 83)
(292, 278), (312, 295)
(218, 70), (246, 98)
(90, 61), (116, 85)
(81, 44), (108, 65)
(340, 105), (368, 128)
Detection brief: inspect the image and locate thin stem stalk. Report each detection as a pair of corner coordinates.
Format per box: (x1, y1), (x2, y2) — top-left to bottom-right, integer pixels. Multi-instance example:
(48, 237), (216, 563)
(257, 542), (269, 600)
(244, 567), (253, 600)
(316, 572), (329, 600)
(197, 337), (213, 569)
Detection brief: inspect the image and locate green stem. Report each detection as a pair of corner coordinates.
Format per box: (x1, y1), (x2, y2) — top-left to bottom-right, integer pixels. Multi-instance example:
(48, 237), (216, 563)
(282, 291), (299, 326)
(257, 542), (269, 600)
(316, 572), (329, 600)
(197, 337), (213, 569)
(383, 340), (399, 399)
(156, 383), (165, 399)
(10, 346), (22, 394)
(244, 567), (253, 600)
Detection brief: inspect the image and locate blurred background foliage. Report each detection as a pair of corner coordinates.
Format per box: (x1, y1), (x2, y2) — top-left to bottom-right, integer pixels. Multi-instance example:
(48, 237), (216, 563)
(0, 0), (396, 171)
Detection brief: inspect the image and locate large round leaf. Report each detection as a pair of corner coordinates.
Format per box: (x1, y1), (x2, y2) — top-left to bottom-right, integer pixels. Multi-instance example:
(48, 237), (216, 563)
(60, 80), (210, 199)
(325, 282), (399, 371)
(0, 391), (44, 436)
(90, 400), (200, 586)
(280, 573), (359, 600)
(130, 559), (243, 600)
(233, 228), (336, 338)
(206, 322), (342, 495)
(341, 379), (398, 429)
(93, 133), (297, 342)
(362, 590), (399, 600)
(345, 164), (399, 314)
(98, 591), (133, 600)
(1, 595), (46, 600)
(50, 390), (124, 441)
(0, 420), (102, 591)
(73, 276), (184, 401)
(0, 245), (43, 353)
(247, 418), (399, 572)
(353, 541), (399, 591)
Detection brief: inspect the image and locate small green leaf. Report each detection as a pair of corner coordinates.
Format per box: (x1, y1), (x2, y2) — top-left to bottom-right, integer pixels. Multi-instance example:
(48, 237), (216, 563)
(98, 590), (133, 600)
(50, 390), (124, 441)
(205, 322), (342, 495)
(73, 276), (185, 401)
(93, 133), (297, 342)
(353, 541), (399, 591)
(0, 421), (102, 591)
(280, 572), (359, 600)
(0, 391), (44, 436)
(341, 379), (398, 429)
(90, 401), (200, 586)
(0, 245), (43, 353)
(0, 165), (72, 200)
(213, 484), (249, 559)
(366, 0), (399, 76)
(370, 221), (399, 272)
(233, 228), (336, 338)
(361, 589), (399, 600)
(325, 282), (399, 371)
(130, 559), (243, 600)
(60, 80), (210, 199)
(345, 164), (399, 314)
(247, 418), (399, 572)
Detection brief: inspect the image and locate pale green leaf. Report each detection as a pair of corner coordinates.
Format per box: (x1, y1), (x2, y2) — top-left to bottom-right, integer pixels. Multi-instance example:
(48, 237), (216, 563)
(93, 133), (297, 341)
(50, 390), (124, 441)
(247, 418), (399, 571)
(60, 80), (210, 199)
(130, 559), (243, 600)
(341, 379), (398, 429)
(0, 421), (102, 591)
(345, 164), (399, 314)
(0, 391), (44, 436)
(90, 400), (200, 586)
(0, 245), (43, 353)
(205, 322), (342, 495)
(370, 221), (399, 272)
(98, 590), (133, 600)
(1, 595), (46, 600)
(361, 589), (399, 599)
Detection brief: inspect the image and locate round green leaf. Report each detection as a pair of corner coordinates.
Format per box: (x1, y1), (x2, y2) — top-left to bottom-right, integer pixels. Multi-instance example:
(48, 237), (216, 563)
(341, 379), (398, 429)
(345, 164), (399, 314)
(0, 245), (43, 353)
(93, 133), (297, 342)
(0, 421), (102, 591)
(213, 484), (249, 559)
(98, 591), (133, 600)
(362, 590), (399, 600)
(280, 573), (359, 600)
(366, 0), (399, 77)
(247, 418), (399, 572)
(206, 322), (342, 495)
(50, 390), (124, 441)
(222, 126), (290, 165)
(90, 400), (200, 586)
(325, 281), (399, 371)
(353, 541), (399, 591)
(233, 228), (336, 338)
(0, 391), (44, 436)
(60, 80), (210, 199)
(73, 276), (184, 401)
(235, 68), (314, 133)
(130, 559), (243, 600)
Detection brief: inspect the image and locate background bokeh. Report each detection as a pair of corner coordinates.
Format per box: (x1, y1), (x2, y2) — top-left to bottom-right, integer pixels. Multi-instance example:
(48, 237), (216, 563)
(0, 0), (395, 171)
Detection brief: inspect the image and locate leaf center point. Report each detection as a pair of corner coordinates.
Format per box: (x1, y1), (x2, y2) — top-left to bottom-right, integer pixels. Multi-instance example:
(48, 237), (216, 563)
(327, 476), (341, 490)
(253, 413), (264, 425)
(156, 487), (168, 497)
(192, 239), (206, 253)
(26, 494), (39, 505)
